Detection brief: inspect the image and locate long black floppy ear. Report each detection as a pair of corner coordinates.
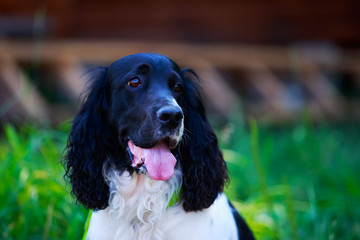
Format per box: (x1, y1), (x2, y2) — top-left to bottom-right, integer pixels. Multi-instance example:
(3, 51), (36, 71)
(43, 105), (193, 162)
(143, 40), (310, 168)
(179, 69), (229, 212)
(63, 67), (115, 210)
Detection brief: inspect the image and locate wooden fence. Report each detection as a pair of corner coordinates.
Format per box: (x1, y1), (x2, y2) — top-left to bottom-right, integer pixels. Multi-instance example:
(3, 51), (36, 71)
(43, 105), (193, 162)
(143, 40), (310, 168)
(0, 40), (359, 124)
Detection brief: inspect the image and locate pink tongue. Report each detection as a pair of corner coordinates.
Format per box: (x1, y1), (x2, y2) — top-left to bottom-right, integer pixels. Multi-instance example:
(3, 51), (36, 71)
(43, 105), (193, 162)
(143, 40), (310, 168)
(128, 141), (177, 181)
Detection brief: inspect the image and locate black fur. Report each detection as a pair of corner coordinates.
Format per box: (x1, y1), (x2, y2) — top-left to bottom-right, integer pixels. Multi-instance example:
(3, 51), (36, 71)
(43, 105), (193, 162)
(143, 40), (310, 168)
(63, 67), (129, 210)
(179, 69), (229, 211)
(228, 201), (256, 239)
(62, 53), (228, 212)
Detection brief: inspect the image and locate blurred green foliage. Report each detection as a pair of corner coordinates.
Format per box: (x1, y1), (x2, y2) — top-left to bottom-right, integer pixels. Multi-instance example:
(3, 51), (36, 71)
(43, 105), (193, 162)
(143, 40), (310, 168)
(220, 117), (360, 240)
(0, 119), (359, 239)
(0, 124), (87, 239)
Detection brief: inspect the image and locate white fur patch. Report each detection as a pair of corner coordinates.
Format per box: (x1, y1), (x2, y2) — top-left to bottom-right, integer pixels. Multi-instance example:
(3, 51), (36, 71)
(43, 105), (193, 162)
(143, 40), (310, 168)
(88, 168), (182, 240)
(168, 97), (184, 146)
(86, 164), (238, 240)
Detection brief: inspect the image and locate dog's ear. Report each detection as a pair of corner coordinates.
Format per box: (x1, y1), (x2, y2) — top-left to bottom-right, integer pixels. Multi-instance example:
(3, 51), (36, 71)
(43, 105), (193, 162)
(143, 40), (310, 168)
(63, 67), (115, 210)
(179, 69), (229, 212)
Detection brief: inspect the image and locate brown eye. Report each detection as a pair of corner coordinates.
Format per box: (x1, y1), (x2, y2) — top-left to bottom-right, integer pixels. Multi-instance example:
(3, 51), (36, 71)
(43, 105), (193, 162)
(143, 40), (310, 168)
(174, 84), (183, 92)
(128, 78), (142, 88)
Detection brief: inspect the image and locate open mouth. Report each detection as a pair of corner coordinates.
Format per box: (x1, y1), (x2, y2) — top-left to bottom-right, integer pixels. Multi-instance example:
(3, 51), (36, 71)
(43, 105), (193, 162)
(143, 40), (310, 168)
(127, 138), (177, 181)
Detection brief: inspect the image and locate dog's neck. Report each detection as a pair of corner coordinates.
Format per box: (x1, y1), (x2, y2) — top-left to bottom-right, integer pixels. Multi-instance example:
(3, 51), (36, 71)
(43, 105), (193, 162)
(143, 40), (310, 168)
(104, 168), (182, 239)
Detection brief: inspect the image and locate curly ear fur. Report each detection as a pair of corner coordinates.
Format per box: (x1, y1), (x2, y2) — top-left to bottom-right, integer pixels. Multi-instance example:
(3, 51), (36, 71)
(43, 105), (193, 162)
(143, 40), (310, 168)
(179, 69), (229, 212)
(62, 67), (116, 210)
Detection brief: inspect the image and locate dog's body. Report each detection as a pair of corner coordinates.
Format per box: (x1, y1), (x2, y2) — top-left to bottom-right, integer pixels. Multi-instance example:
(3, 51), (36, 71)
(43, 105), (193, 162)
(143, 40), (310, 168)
(63, 53), (255, 240)
(87, 171), (238, 239)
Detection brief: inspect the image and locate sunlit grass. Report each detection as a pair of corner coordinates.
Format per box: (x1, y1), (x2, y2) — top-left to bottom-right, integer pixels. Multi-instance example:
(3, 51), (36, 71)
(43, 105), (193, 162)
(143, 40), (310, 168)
(0, 120), (359, 239)
(221, 119), (360, 240)
(0, 124), (87, 239)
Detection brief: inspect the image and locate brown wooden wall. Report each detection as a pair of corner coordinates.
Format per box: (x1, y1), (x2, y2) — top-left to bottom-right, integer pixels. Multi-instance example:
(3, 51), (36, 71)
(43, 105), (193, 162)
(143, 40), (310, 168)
(1, 0), (360, 44)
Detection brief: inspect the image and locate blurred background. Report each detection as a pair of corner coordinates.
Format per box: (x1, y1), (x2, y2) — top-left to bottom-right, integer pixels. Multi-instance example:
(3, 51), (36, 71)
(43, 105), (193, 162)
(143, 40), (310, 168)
(0, 0), (359, 239)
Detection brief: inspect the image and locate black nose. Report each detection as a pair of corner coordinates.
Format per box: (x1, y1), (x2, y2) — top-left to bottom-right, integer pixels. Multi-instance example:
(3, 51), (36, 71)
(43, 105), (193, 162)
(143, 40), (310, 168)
(157, 106), (183, 126)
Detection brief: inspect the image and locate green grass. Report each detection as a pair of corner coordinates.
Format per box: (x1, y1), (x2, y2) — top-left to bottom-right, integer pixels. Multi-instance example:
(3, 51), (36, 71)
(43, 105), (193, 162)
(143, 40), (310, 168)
(1, 120), (359, 239)
(0, 124), (87, 239)
(221, 119), (360, 240)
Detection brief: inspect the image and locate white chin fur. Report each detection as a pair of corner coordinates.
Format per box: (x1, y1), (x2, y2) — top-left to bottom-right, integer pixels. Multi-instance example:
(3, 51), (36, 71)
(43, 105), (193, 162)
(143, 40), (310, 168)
(168, 119), (184, 149)
(102, 168), (182, 239)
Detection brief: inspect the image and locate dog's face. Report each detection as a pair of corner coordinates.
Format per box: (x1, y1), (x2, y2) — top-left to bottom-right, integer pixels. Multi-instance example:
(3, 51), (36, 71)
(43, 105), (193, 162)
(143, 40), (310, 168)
(64, 53), (228, 211)
(108, 54), (185, 150)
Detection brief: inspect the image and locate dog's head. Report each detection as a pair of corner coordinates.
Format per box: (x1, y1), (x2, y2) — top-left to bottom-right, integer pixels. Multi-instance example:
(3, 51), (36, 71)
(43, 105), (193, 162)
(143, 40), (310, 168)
(109, 54), (184, 150)
(63, 53), (228, 211)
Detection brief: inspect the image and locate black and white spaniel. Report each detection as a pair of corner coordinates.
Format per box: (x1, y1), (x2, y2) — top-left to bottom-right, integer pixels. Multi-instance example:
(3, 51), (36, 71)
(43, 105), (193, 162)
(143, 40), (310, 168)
(63, 53), (255, 240)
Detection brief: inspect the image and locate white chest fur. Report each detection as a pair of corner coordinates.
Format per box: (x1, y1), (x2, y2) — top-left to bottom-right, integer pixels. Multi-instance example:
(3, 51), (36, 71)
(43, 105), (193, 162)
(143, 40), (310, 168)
(86, 170), (238, 240)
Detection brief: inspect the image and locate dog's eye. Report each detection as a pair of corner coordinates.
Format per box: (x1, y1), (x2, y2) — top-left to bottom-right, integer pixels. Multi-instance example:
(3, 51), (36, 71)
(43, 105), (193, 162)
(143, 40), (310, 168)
(174, 84), (183, 92)
(128, 78), (142, 88)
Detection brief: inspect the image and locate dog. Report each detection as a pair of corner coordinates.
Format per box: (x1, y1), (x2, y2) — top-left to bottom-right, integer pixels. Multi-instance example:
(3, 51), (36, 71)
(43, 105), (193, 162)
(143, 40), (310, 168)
(63, 53), (255, 240)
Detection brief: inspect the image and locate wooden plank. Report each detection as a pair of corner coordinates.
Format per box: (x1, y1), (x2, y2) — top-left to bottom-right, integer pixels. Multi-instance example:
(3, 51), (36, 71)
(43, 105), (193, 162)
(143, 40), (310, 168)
(0, 40), (359, 72)
(52, 56), (86, 103)
(0, 54), (48, 123)
(1, 0), (359, 43)
(185, 58), (242, 116)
